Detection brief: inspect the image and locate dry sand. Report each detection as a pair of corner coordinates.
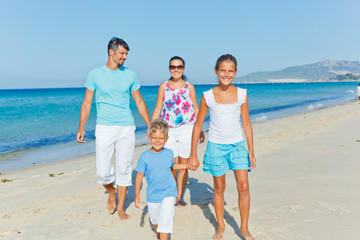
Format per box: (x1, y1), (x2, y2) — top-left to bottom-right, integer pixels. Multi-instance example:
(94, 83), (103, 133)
(1, 101), (360, 240)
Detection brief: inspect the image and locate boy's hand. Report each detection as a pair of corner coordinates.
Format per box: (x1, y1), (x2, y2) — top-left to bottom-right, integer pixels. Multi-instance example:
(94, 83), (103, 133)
(135, 195), (141, 208)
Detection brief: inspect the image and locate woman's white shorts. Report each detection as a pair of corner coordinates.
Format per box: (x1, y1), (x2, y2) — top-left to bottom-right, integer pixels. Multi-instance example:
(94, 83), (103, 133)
(164, 124), (193, 159)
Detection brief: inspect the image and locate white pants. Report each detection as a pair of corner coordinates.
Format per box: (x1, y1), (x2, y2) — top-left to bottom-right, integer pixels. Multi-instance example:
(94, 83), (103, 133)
(148, 197), (175, 233)
(95, 125), (135, 186)
(164, 124), (193, 158)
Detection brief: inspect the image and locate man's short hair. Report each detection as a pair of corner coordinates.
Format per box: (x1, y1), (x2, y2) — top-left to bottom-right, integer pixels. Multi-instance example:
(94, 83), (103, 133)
(107, 37), (129, 55)
(150, 119), (169, 136)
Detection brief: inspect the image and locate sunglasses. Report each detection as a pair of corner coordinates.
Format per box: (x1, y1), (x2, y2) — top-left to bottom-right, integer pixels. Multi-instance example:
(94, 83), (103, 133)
(169, 65), (184, 70)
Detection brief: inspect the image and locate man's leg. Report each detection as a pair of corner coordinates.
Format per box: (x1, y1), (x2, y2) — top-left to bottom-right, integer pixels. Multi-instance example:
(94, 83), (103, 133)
(95, 125), (117, 214)
(114, 126), (136, 220)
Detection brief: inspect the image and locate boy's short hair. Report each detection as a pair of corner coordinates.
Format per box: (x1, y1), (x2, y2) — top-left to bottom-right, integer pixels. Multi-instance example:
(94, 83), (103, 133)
(150, 119), (169, 136)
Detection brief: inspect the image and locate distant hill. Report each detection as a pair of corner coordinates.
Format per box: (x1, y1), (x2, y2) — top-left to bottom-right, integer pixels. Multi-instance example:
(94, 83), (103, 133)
(235, 60), (360, 83)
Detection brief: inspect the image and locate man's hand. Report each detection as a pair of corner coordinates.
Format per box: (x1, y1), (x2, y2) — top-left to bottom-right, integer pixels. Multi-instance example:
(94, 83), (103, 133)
(76, 129), (86, 143)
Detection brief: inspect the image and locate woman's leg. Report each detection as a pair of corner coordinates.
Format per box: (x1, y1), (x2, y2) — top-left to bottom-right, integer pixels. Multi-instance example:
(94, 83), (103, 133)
(234, 170), (254, 239)
(213, 175), (226, 240)
(176, 156), (189, 206)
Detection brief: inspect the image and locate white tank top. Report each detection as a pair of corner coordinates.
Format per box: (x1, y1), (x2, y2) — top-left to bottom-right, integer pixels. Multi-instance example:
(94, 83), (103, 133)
(203, 87), (247, 144)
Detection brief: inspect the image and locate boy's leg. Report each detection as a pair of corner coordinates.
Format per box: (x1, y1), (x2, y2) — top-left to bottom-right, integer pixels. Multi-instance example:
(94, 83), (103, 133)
(213, 175), (226, 240)
(234, 170), (255, 239)
(156, 197), (175, 237)
(95, 125), (117, 214)
(148, 202), (161, 239)
(159, 233), (170, 240)
(114, 126), (136, 220)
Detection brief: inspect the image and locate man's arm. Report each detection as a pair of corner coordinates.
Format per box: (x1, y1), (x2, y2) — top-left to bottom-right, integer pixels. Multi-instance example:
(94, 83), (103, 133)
(76, 89), (94, 143)
(131, 89), (151, 131)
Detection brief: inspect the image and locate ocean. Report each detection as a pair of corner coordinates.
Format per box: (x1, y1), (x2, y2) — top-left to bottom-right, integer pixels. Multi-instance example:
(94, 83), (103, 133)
(0, 81), (358, 171)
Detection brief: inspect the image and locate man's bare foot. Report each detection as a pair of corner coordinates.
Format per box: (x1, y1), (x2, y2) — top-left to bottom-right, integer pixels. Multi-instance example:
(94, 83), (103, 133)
(107, 191), (116, 214)
(117, 209), (130, 221)
(213, 227), (224, 240)
(176, 199), (187, 207)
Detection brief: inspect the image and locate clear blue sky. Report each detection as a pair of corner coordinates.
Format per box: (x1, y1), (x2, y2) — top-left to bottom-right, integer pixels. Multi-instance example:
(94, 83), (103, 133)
(1, 0), (359, 89)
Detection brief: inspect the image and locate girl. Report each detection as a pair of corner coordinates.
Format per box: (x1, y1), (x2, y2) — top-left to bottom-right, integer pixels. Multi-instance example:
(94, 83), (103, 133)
(152, 56), (204, 207)
(188, 54), (256, 240)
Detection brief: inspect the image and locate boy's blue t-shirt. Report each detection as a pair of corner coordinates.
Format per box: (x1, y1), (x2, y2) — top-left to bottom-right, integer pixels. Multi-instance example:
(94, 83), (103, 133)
(135, 148), (178, 203)
(85, 65), (140, 126)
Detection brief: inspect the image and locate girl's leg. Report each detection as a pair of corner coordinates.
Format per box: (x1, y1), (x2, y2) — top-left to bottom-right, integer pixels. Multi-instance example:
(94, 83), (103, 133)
(213, 175), (226, 240)
(176, 156), (189, 206)
(234, 170), (254, 239)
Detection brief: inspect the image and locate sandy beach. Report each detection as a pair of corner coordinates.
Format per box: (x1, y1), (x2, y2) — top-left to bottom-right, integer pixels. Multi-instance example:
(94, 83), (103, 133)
(1, 101), (360, 240)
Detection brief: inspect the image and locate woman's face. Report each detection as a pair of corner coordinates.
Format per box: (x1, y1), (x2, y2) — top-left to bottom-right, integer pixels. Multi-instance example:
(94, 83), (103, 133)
(169, 59), (185, 80)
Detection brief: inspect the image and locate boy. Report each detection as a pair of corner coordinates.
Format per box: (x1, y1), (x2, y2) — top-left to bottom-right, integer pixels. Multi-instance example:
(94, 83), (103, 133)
(135, 119), (187, 240)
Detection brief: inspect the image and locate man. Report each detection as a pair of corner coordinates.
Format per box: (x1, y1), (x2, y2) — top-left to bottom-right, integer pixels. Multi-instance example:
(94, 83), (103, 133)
(76, 37), (150, 220)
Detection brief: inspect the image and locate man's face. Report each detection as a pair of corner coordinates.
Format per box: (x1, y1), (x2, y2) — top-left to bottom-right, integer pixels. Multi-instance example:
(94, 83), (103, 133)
(110, 46), (128, 66)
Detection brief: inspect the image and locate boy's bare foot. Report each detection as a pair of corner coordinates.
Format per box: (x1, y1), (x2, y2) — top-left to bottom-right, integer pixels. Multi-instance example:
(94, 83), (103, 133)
(107, 192), (116, 214)
(117, 209), (130, 221)
(213, 227), (224, 240)
(176, 199), (187, 207)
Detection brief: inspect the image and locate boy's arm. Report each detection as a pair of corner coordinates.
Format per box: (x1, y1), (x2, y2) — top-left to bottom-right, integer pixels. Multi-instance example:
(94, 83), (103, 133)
(135, 172), (145, 208)
(172, 163), (187, 170)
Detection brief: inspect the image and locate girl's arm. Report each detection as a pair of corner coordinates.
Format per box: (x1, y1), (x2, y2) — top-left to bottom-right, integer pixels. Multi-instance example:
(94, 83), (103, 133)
(241, 95), (256, 169)
(135, 172), (145, 208)
(188, 95), (208, 171)
(151, 82), (167, 120)
(188, 83), (205, 143)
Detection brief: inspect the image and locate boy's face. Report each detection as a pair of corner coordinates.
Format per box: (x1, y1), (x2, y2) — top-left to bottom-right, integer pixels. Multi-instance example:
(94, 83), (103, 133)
(148, 130), (168, 152)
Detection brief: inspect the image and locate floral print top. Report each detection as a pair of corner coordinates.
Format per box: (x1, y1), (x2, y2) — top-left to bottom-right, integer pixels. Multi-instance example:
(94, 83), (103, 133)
(160, 81), (196, 128)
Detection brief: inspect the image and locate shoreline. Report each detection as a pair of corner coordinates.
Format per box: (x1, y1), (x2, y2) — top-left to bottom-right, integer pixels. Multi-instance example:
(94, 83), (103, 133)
(0, 98), (356, 173)
(1, 100), (360, 239)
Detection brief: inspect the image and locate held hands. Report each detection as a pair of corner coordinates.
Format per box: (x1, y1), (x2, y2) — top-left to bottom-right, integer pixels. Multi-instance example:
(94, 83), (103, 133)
(135, 195), (141, 208)
(76, 129), (86, 143)
(187, 155), (200, 171)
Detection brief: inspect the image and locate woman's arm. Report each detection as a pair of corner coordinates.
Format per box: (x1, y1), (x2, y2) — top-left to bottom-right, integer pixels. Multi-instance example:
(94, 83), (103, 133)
(151, 82), (166, 120)
(188, 83), (204, 143)
(187, 95), (208, 170)
(241, 95), (256, 169)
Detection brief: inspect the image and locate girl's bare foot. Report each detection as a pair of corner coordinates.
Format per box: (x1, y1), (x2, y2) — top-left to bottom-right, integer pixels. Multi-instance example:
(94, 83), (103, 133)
(241, 229), (255, 240)
(107, 192), (116, 214)
(176, 199), (187, 207)
(117, 209), (130, 220)
(213, 227), (224, 240)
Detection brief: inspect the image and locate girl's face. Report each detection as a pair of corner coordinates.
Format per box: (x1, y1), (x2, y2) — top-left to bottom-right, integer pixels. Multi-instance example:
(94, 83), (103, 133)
(169, 59), (185, 80)
(215, 61), (237, 86)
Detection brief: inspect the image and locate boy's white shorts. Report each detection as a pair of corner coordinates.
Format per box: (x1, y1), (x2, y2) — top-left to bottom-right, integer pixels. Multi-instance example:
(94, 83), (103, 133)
(95, 125), (135, 186)
(148, 197), (176, 233)
(164, 124), (193, 159)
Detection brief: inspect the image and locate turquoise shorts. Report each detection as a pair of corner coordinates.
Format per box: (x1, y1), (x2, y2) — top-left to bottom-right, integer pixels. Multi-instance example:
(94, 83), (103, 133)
(203, 141), (251, 177)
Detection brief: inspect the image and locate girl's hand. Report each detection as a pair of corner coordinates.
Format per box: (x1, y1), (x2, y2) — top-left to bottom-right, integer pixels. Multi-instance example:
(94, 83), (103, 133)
(249, 153), (256, 169)
(135, 195), (141, 208)
(187, 155), (199, 171)
(199, 130), (205, 144)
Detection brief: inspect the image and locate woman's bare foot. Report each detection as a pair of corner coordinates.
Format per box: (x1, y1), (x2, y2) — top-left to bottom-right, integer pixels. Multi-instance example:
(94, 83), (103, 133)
(213, 227), (224, 240)
(107, 192), (116, 214)
(117, 209), (130, 221)
(176, 199), (187, 207)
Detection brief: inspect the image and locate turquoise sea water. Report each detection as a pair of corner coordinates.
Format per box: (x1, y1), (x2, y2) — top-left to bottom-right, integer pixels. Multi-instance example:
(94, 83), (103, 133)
(0, 82), (358, 171)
